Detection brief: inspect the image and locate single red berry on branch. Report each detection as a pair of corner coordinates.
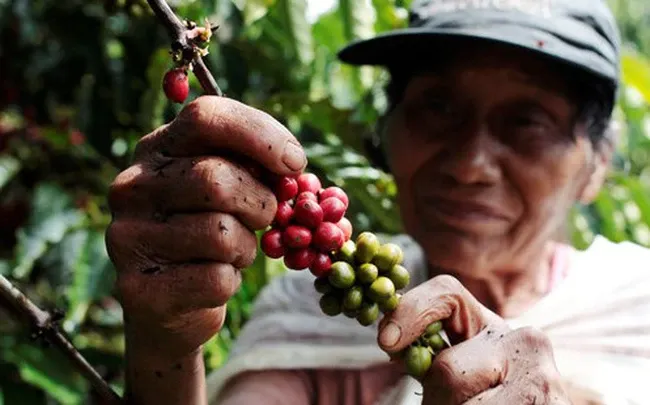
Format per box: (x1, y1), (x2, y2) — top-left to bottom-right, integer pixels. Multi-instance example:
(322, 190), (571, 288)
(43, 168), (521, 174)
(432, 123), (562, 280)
(163, 67), (190, 103)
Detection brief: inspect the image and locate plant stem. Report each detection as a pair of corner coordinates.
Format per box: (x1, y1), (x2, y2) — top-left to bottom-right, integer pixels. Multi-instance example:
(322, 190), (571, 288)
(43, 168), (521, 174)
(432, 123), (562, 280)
(145, 0), (223, 97)
(0, 274), (122, 405)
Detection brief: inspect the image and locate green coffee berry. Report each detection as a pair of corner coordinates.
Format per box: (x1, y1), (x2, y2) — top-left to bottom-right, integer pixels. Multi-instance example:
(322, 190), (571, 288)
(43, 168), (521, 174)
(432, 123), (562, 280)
(404, 346), (432, 379)
(387, 264), (410, 289)
(354, 232), (381, 264)
(378, 293), (401, 313)
(329, 261), (356, 289)
(426, 333), (446, 351)
(373, 243), (404, 272)
(368, 276), (396, 303)
(342, 307), (359, 318)
(356, 302), (380, 326)
(343, 286), (364, 310)
(357, 263), (379, 284)
(314, 277), (333, 294)
(425, 321), (443, 336)
(319, 293), (342, 317)
(337, 240), (357, 264)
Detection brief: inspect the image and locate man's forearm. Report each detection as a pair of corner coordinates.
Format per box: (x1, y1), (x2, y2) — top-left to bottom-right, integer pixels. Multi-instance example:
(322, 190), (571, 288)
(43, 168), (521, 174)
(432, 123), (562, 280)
(122, 342), (207, 405)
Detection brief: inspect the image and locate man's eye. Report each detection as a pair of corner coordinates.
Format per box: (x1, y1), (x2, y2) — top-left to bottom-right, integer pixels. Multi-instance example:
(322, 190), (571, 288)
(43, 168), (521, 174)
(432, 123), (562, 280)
(511, 114), (547, 129)
(424, 97), (451, 113)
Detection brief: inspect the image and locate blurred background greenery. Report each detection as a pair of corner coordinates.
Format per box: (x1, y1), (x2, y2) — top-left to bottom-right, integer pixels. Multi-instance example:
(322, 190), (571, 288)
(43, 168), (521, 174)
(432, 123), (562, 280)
(0, 0), (649, 403)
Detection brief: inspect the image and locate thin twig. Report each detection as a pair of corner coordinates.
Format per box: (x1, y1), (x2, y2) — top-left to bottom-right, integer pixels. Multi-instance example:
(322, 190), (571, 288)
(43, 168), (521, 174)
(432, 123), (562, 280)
(0, 274), (122, 405)
(146, 0), (223, 96)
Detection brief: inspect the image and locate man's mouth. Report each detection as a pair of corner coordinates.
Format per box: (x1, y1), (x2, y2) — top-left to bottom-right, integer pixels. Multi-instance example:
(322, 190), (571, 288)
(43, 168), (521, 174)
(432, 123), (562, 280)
(418, 195), (512, 233)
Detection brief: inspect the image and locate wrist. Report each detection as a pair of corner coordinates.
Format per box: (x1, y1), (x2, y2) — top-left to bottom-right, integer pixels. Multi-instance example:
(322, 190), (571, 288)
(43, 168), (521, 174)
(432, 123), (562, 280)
(124, 330), (205, 369)
(123, 340), (207, 405)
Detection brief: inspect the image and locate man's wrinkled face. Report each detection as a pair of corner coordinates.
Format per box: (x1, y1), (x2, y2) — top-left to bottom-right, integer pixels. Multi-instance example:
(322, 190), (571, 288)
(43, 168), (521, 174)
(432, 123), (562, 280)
(383, 44), (609, 277)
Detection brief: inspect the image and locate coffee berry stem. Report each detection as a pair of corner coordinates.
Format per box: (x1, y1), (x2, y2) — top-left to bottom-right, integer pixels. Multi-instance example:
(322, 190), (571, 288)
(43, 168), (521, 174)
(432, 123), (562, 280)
(260, 173), (451, 379)
(145, 0), (222, 102)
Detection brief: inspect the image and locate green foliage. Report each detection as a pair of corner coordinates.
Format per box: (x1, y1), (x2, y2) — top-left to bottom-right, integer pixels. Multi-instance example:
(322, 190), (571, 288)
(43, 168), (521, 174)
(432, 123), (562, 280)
(0, 0), (649, 403)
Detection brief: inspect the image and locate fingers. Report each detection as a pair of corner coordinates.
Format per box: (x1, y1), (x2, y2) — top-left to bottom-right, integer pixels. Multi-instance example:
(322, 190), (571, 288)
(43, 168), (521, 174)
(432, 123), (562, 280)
(421, 325), (509, 405)
(377, 275), (504, 353)
(107, 212), (258, 269)
(461, 327), (568, 405)
(108, 156), (277, 230)
(134, 96), (307, 176)
(117, 262), (242, 318)
(462, 376), (568, 405)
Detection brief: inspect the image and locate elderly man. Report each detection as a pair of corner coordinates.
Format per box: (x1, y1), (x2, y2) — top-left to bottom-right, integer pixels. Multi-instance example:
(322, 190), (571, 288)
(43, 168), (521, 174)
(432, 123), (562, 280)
(106, 0), (650, 404)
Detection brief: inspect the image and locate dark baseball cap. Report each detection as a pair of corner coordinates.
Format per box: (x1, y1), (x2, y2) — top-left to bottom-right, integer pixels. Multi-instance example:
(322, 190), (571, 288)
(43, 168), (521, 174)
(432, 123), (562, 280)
(338, 0), (621, 88)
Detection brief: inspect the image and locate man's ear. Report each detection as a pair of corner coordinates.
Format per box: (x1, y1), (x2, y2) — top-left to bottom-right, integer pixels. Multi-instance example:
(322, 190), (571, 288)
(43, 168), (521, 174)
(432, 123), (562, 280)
(578, 120), (620, 204)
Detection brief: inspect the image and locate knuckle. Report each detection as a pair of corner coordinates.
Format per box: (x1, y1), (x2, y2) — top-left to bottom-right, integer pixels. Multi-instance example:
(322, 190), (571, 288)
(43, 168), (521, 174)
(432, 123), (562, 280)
(114, 273), (140, 308)
(201, 160), (234, 204)
(516, 372), (554, 404)
(235, 230), (258, 268)
(178, 95), (220, 132)
(105, 220), (130, 265)
(207, 213), (239, 263)
(515, 326), (553, 353)
(430, 349), (462, 385)
(206, 264), (240, 306)
(259, 186), (278, 225)
(108, 165), (146, 213)
(133, 124), (169, 161)
(433, 274), (463, 292)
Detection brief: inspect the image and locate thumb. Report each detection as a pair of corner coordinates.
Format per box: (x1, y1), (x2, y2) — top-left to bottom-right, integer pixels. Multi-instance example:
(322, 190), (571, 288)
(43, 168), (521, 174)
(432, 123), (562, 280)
(377, 275), (504, 354)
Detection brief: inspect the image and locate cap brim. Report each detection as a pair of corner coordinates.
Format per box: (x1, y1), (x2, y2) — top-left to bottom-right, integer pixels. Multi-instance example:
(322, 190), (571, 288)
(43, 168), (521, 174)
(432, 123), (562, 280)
(337, 28), (618, 85)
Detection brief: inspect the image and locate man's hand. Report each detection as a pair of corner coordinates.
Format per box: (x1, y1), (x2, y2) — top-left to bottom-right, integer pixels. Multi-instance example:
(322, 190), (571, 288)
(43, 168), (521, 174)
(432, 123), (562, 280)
(106, 95), (307, 362)
(377, 275), (571, 405)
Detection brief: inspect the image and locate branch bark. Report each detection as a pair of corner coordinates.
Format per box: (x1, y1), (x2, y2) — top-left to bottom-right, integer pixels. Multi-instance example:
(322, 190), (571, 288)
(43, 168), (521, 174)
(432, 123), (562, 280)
(0, 274), (122, 405)
(146, 0), (223, 97)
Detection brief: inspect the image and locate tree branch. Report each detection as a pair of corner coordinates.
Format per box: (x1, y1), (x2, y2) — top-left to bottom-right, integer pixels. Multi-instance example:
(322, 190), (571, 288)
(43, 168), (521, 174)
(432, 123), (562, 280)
(0, 274), (122, 405)
(146, 0), (223, 97)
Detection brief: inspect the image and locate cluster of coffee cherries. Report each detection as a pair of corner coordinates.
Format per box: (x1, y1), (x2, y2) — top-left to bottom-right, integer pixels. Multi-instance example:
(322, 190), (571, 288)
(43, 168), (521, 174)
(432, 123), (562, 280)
(260, 172), (448, 379)
(260, 173), (352, 274)
(316, 232), (410, 326)
(404, 320), (447, 378)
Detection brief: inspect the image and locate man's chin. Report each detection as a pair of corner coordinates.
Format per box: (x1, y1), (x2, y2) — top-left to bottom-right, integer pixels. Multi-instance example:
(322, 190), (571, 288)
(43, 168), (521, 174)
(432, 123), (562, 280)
(413, 227), (494, 276)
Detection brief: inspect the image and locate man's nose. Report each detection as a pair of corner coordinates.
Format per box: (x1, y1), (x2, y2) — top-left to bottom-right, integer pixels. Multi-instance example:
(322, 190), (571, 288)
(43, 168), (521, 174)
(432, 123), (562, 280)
(437, 125), (502, 186)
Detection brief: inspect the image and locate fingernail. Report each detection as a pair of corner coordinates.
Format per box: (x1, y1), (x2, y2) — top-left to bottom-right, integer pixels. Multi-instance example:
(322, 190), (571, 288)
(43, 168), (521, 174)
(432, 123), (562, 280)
(282, 140), (306, 171)
(379, 322), (401, 348)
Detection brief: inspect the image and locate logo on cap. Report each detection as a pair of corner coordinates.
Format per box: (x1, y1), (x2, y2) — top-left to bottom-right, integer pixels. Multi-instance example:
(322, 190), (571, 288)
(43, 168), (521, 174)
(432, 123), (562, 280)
(414, 0), (553, 19)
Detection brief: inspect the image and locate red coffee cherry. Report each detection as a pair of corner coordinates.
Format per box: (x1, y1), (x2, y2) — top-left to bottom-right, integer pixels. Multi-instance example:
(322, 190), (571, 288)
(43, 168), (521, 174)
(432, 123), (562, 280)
(297, 173), (322, 194)
(163, 68), (190, 103)
(260, 229), (285, 259)
(313, 222), (345, 253)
